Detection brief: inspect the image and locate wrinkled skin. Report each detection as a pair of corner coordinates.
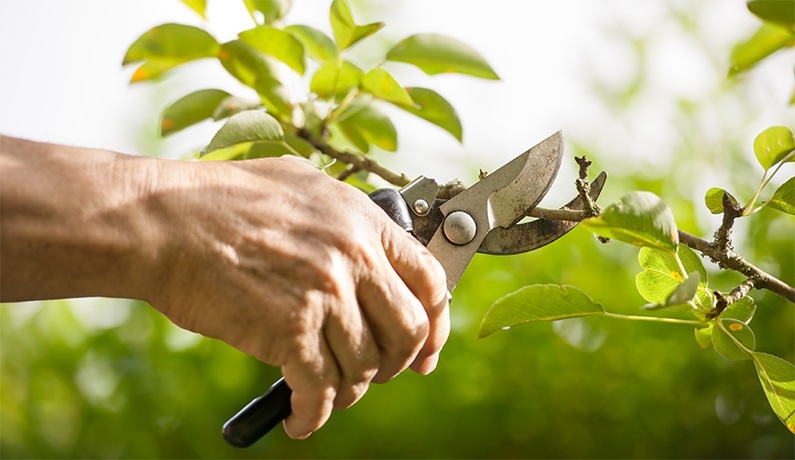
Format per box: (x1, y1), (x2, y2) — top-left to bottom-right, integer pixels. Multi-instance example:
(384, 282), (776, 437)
(0, 136), (450, 439)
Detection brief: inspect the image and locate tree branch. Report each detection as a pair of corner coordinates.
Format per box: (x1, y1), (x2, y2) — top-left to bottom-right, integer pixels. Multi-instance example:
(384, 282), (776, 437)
(677, 231), (795, 303)
(297, 129), (411, 187)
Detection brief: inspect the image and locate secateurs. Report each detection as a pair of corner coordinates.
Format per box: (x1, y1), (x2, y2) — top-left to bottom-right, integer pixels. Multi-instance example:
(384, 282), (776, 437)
(222, 130), (607, 447)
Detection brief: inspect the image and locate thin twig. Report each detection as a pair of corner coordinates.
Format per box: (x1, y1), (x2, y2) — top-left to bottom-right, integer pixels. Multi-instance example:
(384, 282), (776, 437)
(297, 129), (411, 186)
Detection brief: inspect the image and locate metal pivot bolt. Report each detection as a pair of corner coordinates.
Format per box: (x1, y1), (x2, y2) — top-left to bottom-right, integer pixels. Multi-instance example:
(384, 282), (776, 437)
(443, 211), (477, 245)
(412, 199), (430, 216)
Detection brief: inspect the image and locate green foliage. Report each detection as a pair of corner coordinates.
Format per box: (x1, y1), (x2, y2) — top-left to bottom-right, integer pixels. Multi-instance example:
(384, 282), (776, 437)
(160, 89), (231, 136)
(754, 125), (795, 171)
(123, 0), (495, 165)
(582, 191), (679, 253)
(203, 110), (284, 154)
(768, 176), (795, 214)
(704, 187), (739, 214)
(636, 246), (711, 313)
(123, 23), (220, 82)
(752, 353), (795, 433)
(386, 33), (500, 79)
(478, 285), (605, 338)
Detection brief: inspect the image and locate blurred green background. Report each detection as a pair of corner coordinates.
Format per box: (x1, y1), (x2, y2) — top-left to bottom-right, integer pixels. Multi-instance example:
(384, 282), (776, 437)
(1, 0), (793, 458)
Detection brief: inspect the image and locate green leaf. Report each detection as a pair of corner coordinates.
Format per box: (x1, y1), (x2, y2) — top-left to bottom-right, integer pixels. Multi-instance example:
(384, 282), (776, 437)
(335, 101), (398, 153)
(362, 68), (414, 107)
(713, 319), (755, 361)
(239, 25), (306, 75)
(123, 24), (220, 82)
(180, 0), (206, 18)
(253, 76), (292, 118)
(211, 96), (263, 120)
(644, 271), (701, 311)
(243, 0), (291, 23)
(636, 246), (709, 308)
(582, 191), (679, 253)
(202, 110), (284, 155)
(218, 40), (279, 88)
(160, 89), (231, 136)
(399, 87), (462, 142)
(751, 352), (795, 434)
(694, 324), (714, 349)
(754, 126), (795, 170)
(767, 176), (795, 214)
(478, 285), (605, 338)
(329, 0), (384, 50)
(722, 296), (757, 324)
(729, 23), (795, 76)
(748, 0), (795, 30)
(704, 187), (740, 214)
(310, 59), (364, 97)
(285, 25), (338, 61)
(386, 33), (499, 80)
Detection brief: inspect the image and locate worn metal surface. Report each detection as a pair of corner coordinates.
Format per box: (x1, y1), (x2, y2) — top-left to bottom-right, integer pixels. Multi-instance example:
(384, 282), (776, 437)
(424, 131), (566, 290)
(478, 171), (607, 255)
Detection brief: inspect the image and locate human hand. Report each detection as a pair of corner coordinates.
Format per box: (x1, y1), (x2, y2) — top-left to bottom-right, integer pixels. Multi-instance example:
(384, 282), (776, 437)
(146, 157), (450, 439)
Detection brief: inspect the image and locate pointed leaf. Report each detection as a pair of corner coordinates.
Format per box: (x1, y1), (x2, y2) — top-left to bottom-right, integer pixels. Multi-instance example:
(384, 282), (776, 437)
(754, 126), (795, 170)
(239, 25), (306, 75)
(636, 246), (709, 308)
(180, 0), (207, 19)
(218, 40), (279, 88)
(695, 324), (714, 349)
(202, 110), (284, 155)
(751, 352), (795, 434)
(285, 25), (338, 61)
(399, 87), (462, 142)
(160, 89), (231, 136)
(123, 24), (219, 81)
(335, 102), (397, 153)
(310, 59), (364, 97)
(582, 191), (679, 252)
(387, 33), (499, 80)
(713, 319), (755, 361)
(767, 176), (795, 215)
(329, 0), (384, 50)
(212, 96), (263, 120)
(748, 0), (795, 30)
(722, 296), (756, 324)
(362, 67), (414, 107)
(729, 23), (795, 76)
(478, 285), (605, 338)
(704, 187), (740, 214)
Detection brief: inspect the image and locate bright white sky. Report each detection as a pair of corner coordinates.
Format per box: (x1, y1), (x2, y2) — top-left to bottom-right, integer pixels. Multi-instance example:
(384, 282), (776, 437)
(0, 0), (791, 186)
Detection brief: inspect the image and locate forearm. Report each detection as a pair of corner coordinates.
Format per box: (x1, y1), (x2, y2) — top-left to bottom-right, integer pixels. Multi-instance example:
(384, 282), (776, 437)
(0, 135), (166, 302)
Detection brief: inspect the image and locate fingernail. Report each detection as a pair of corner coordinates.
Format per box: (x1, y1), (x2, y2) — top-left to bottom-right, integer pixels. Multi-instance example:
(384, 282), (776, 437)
(446, 290), (453, 303)
(420, 353), (439, 375)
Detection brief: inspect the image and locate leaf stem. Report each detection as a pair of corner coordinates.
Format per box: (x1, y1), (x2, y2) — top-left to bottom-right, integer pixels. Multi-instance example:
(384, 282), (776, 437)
(603, 311), (706, 326)
(674, 252), (689, 280)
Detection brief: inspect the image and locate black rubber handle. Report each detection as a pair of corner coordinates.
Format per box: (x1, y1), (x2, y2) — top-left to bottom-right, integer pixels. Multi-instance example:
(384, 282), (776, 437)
(222, 377), (292, 447)
(222, 189), (413, 447)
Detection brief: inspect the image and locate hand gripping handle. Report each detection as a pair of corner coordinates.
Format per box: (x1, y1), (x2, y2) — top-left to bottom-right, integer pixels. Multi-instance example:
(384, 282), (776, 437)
(222, 189), (413, 447)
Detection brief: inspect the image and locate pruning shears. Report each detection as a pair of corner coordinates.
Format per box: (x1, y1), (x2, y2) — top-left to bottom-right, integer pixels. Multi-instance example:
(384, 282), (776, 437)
(222, 131), (607, 447)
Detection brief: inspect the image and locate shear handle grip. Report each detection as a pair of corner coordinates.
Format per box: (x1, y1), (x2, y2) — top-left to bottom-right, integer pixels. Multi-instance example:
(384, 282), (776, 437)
(222, 189), (413, 448)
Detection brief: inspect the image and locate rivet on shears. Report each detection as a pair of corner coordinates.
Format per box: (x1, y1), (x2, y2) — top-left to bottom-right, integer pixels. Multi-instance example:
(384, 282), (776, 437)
(443, 211), (477, 245)
(412, 199), (430, 216)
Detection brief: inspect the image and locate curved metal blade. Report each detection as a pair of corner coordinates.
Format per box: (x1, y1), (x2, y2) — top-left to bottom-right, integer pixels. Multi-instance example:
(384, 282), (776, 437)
(478, 171), (607, 255)
(426, 131), (565, 290)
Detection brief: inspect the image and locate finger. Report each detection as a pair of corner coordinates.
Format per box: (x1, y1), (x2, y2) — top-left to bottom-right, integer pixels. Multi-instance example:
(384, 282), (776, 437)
(382, 229), (450, 373)
(356, 257), (429, 383)
(323, 285), (380, 410)
(281, 333), (339, 440)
